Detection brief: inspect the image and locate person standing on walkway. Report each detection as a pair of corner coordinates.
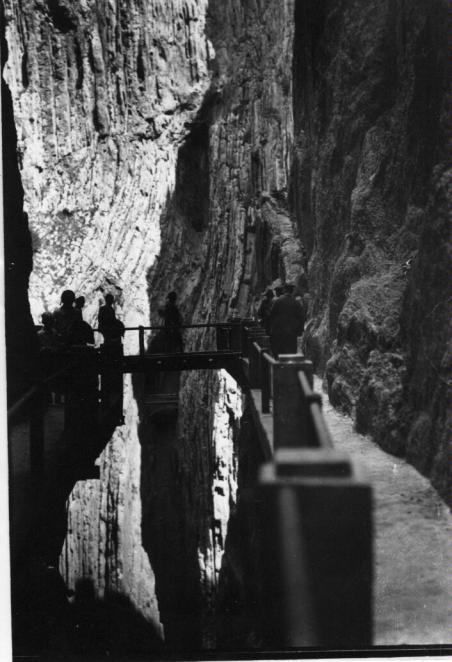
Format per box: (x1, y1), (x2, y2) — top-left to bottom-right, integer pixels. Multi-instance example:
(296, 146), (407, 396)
(159, 291), (184, 353)
(257, 288), (274, 334)
(268, 283), (305, 357)
(53, 290), (78, 345)
(38, 312), (58, 350)
(98, 293), (124, 345)
(74, 296), (85, 319)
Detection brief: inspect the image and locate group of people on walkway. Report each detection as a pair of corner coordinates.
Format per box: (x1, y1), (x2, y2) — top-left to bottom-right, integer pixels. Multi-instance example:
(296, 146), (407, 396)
(37, 289), (185, 354)
(257, 283), (306, 357)
(37, 290), (124, 350)
(37, 284), (303, 358)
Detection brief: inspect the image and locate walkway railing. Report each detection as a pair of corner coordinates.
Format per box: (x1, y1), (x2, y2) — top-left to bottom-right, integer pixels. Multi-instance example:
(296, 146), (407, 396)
(22, 317), (372, 648)
(240, 322), (373, 649)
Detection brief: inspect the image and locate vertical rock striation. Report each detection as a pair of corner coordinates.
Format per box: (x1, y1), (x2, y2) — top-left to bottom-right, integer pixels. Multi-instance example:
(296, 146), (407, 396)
(4, 0), (450, 653)
(2, 1), (36, 402)
(291, 0), (450, 502)
(4, 0), (215, 637)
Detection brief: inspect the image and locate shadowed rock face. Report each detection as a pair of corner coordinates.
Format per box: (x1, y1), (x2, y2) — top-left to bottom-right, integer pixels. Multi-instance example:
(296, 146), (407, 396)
(1, 2), (36, 402)
(3, 0), (450, 654)
(292, 0), (450, 503)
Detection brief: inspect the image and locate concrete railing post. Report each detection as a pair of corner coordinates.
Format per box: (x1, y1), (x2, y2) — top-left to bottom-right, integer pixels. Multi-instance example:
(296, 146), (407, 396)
(259, 450), (373, 649)
(272, 355), (314, 449)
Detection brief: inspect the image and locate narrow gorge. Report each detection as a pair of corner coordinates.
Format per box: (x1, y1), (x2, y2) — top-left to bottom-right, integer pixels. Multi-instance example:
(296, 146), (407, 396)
(3, 0), (450, 656)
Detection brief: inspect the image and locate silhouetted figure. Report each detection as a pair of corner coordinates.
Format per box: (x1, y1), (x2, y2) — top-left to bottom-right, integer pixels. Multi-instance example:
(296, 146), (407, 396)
(74, 295), (85, 319)
(37, 312), (57, 350)
(257, 289), (274, 334)
(98, 294), (124, 345)
(53, 290), (78, 345)
(159, 291), (183, 353)
(268, 283), (305, 357)
(72, 318), (95, 346)
(98, 294), (124, 420)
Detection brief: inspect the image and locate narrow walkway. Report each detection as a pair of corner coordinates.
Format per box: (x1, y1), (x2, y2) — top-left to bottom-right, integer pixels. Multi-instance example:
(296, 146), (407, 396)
(316, 378), (452, 646)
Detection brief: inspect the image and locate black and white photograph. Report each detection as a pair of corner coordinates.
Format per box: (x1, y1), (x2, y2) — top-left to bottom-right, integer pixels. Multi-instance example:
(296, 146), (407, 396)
(1, 0), (451, 660)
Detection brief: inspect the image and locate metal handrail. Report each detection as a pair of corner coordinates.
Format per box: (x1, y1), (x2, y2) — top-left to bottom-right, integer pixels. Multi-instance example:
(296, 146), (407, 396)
(96, 322), (240, 332)
(262, 351), (277, 365)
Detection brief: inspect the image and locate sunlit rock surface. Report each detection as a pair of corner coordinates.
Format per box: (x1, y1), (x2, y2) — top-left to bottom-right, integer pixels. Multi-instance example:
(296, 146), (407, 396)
(3, 0), (212, 329)
(4, 0), (450, 652)
(3, 0), (214, 637)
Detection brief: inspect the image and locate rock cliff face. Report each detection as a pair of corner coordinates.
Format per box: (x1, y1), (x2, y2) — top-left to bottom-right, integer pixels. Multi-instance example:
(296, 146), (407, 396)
(4, 0), (450, 652)
(3, 0), (216, 645)
(291, 0), (450, 503)
(2, 2), (36, 402)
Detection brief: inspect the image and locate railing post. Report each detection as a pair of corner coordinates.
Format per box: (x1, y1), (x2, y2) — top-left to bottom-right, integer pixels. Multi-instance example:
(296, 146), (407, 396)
(30, 387), (45, 483)
(247, 328), (267, 388)
(259, 451), (373, 649)
(273, 355), (314, 449)
(227, 318), (242, 351)
(138, 325), (145, 357)
(216, 326), (225, 350)
(241, 318), (256, 357)
(261, 350), (271, 414)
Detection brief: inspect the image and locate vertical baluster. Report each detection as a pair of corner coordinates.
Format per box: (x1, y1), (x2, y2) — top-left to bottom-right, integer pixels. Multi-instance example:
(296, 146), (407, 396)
(139, 325), (145, 357)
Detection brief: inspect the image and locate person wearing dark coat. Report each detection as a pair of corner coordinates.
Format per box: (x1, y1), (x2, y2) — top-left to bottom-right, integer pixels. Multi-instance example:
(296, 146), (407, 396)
(257, 288), (274, 333)
(53, 289), (78, 345)
(268, 283), (305, 357)
(38, 312), (58, 350)
(159, 291), (184, 352)
(98, 293), (124, 345)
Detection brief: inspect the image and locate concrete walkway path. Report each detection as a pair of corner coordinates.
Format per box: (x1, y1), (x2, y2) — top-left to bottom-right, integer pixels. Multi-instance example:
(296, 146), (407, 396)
(316, 379), (451, 646)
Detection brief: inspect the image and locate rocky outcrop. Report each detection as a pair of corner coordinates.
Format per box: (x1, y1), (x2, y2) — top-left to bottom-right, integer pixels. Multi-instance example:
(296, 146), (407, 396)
(292, 0), (450, 503)
(2, 2), (36, 402)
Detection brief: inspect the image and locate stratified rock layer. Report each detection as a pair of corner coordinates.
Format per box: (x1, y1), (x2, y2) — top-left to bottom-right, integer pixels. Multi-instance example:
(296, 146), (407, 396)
(2, 2), (36, 402)
(4, 0), (214, 638)
(4, 0), (450, 653)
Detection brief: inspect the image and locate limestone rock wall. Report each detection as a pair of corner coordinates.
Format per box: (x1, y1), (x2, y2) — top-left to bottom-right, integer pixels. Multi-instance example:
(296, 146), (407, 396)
(5, 0), (450, 652)
(141, 0), (302, 647)
(2, 2), (36, 402)
(4, 0), (301, 648)
(3, 0), (214, 637)
(292, 0), (450, 502)
(3, 0), (212, 331)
